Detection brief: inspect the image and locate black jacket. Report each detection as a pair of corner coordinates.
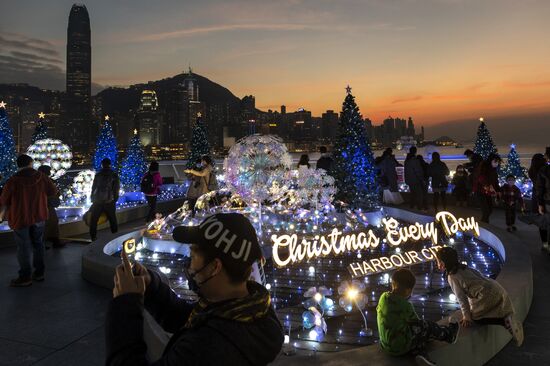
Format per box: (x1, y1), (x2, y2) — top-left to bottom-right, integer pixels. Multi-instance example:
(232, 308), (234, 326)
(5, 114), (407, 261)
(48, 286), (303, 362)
(404, 156), (425, 187)
(106, 271), (284, 366)
(92, 168), (120, 203)
(428, 161), (450, 190)
(536, 164), (550, 205)
(316, 155), (334, 173)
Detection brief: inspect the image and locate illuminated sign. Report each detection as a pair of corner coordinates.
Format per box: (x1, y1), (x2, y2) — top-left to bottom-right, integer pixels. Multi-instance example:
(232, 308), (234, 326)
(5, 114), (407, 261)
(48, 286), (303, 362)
(347, 246), (443, 278)
(270, 211), (478, 269)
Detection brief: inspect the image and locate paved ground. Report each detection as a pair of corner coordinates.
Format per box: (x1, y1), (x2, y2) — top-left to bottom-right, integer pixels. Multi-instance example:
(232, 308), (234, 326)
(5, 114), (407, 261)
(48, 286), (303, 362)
(0, 208), (548, 366)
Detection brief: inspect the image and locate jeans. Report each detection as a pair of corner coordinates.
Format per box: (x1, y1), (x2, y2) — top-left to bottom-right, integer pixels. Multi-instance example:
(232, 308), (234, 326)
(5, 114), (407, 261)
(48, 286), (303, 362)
(145, 195), (158, 222)
(14, 222), (45, 278)
(89, 201), (118, 240)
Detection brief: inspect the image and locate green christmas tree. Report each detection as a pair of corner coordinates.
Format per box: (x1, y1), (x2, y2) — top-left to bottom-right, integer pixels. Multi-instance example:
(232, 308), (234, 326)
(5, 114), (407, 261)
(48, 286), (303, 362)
(31, 112), (48, 144)
(500, 144), (526, 179)
(93, 116), (118, 171)
(120, 130), (147, 190)
(0, 101), (17, 187)
(333, 86), (379, 208)
(473, 118), (497, 160)
(186, 113), (210, 168)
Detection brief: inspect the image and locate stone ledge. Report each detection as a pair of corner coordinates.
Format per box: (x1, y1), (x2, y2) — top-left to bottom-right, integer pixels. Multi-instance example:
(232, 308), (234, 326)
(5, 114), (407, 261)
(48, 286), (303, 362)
(81, 207), (533, 366)
(0, 198), (185, 249)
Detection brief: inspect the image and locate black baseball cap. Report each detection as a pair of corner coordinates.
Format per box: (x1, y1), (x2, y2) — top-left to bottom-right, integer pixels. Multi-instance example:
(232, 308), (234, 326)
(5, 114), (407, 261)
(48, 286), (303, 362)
(172, 213), (263, 268)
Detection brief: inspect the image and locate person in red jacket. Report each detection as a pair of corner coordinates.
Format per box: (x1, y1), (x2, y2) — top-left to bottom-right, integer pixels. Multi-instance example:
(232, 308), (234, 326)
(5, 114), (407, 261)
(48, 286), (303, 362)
(473, 153), (502, 224)
(501, 174), (526, 232)
(142, 161), (163, 222)
(0, 154), (58, 287)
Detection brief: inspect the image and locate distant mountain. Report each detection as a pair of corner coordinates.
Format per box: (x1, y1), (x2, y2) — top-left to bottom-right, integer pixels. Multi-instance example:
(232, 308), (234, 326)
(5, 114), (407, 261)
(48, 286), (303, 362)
(0, 72), (244, 115)
(0, 83), (63, 110)
(97, 72), (242, 115)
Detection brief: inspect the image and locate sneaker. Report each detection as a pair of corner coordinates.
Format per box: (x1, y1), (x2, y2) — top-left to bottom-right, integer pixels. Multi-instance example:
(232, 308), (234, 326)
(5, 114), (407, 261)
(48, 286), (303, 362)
(10, 277), (32, 287)
(505, 315), (524, 347)
(32, 272), (45, 282)
(447, 322), (460, 344)
(506, 227), (513, 233)
(415, 354), (437, 366)
(512, 226), (517, 232)
(542, 243), (549, 252)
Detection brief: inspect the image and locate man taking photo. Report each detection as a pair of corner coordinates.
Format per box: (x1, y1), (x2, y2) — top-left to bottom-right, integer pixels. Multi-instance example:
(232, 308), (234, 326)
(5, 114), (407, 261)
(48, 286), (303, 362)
(106, 212), (284, 365)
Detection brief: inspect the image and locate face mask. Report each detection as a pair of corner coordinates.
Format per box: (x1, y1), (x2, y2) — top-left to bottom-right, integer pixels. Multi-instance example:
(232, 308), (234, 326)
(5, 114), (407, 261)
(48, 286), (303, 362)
(183, 257), (217, 295)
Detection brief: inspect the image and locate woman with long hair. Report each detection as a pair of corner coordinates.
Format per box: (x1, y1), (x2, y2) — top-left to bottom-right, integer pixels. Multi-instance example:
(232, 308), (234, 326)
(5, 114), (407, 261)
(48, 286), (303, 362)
(297, 154), (310, 170)
(435, 247), (523, 346)
(184, 155), (214, 216)
(474, 153), (501, 223)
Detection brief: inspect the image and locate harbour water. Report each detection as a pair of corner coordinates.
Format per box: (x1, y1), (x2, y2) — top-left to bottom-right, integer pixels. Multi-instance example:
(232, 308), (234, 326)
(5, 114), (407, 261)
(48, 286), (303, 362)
(291, 144), (545, 171)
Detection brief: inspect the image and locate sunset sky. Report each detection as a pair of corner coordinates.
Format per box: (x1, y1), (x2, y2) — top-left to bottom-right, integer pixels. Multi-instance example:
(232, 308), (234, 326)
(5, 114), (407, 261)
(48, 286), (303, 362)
(1, 0), (550, 127)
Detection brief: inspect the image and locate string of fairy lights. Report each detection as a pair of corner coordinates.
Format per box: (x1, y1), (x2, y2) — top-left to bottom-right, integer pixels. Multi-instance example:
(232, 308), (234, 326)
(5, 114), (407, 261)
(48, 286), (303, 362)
(123, 207), (502, 351)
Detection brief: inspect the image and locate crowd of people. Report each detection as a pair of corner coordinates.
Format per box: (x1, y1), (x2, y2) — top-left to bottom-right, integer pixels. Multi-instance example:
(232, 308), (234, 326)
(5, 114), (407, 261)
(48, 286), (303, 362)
(375, 146), (550, 234)
(2, 144), (549, 365)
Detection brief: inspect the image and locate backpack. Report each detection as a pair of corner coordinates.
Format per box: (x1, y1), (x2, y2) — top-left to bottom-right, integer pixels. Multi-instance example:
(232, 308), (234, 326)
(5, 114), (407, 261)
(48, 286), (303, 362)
(141, 172), (155, 194)
(92, 172), (115, 203)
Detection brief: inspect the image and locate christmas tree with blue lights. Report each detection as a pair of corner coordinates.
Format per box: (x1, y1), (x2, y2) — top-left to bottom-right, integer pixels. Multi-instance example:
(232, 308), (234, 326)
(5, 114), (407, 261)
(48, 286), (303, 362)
(31, 113), (48, 144)
(0, 102), (17, 187)
(120, 130), (147, 190)
(500, 144), (526, 179)
(93, 116), (118, 171)
(186, 113), (210, 168)
(333, 86), (379, 208)
(473, 119), (497, 160)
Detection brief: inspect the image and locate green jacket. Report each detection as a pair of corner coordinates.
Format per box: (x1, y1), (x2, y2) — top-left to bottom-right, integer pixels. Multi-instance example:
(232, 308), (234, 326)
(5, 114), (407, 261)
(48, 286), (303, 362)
(376, 291), (419, 356)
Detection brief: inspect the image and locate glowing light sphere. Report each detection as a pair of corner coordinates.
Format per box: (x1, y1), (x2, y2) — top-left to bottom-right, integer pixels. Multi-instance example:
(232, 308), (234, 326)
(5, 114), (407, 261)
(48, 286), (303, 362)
(27, 138), (72, 179)
(223, 134), (292, 205)
(66, 170), (95, 207)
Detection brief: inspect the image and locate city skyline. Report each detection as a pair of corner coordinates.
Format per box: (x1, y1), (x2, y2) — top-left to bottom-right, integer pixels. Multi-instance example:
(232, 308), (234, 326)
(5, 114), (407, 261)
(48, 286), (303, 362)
(1, 0), (550, 129)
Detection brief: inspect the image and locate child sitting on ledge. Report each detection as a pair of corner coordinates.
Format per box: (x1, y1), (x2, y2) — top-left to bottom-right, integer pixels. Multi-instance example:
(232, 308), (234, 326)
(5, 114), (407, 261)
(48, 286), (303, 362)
(435, 246), (524, 346)
(377, 268), (459, 366)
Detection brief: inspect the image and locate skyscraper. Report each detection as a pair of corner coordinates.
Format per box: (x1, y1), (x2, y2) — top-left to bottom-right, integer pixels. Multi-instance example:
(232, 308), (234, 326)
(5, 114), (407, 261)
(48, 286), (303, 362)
(137, 90), (160, 146)
(66, 4), (91, 150)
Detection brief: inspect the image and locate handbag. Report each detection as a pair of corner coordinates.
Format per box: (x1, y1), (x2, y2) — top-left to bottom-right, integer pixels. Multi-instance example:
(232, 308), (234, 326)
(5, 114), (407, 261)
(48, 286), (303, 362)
(83, 209), (108, 227)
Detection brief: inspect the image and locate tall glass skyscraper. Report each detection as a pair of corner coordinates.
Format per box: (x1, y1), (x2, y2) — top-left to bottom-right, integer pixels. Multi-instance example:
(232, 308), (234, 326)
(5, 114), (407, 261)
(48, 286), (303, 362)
(66, 4), (91, 149)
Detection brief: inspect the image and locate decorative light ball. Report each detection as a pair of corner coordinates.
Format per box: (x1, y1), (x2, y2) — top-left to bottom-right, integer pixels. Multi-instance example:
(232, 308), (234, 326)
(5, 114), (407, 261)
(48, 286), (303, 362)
(68, 170), (95, 206)
(223, 134), (292, 205)
(27, 138), (72, 179)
